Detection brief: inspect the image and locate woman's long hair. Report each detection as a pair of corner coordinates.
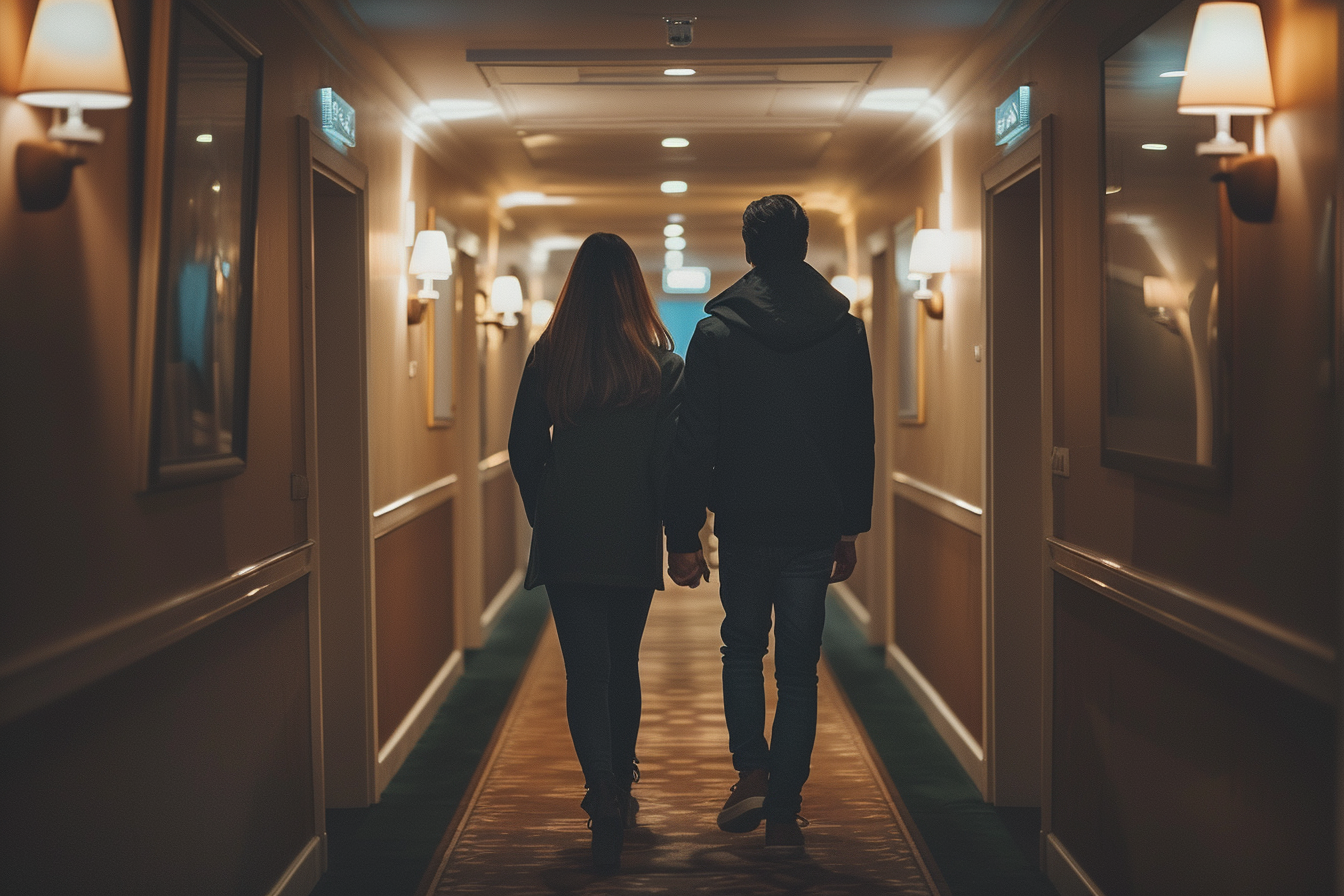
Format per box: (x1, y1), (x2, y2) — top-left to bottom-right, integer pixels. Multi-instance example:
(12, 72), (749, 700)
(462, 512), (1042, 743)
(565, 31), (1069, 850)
(533, 232), (673, 427)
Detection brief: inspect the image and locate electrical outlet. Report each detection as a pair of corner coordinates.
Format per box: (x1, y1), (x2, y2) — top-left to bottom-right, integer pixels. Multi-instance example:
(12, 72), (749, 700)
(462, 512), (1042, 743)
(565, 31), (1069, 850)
(1051, 446), (1070, 477)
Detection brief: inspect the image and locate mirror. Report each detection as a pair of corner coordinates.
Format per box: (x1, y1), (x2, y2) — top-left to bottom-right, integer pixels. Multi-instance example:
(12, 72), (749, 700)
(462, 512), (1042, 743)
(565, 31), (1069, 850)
(1101, 0), (1231, 489)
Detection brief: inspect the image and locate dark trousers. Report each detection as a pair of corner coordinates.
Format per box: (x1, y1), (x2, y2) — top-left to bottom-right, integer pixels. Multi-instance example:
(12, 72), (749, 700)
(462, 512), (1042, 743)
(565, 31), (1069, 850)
(546, 582), (654, 788)
(717, 541), (833, 819)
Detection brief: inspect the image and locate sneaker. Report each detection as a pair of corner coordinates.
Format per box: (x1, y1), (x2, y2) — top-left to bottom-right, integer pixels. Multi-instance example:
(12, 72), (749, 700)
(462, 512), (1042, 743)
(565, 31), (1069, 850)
(716, 768), (769, 833)
(764, 815), (808, 856)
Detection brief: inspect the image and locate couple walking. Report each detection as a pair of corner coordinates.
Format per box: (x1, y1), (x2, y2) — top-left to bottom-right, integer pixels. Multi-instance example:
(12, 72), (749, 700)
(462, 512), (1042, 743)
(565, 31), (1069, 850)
(508, 195), (875, 870)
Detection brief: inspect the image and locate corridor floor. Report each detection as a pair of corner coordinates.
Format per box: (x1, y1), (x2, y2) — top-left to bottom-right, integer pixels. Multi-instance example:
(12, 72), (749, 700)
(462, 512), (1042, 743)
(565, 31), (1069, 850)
(418, 581), (948, 895)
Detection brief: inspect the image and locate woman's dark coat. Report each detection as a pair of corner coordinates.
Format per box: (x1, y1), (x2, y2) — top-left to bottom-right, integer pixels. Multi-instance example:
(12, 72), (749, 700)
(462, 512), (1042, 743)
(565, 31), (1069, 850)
(508, 346), (685, 591)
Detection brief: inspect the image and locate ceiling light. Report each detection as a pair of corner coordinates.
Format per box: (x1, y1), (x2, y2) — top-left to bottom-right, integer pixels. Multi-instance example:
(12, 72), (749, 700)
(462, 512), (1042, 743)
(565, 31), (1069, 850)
(661, 137), (689, 147)
(1160, 70), (1186, 78)
(664, 224), (684, 237)
(664, 68), (696, 77)
(416, 98), (497, 122)
(665, 250), (684, 268)
(665, 236), (686, 251)
(1105, 185), (1122, 194)
(668, 213), (685, 224)
(661, 180), (687, 194)
(859, 87), (931, 113)
(498, 191), (576, 209)
(196, 134), (213, 143)
(1141, 143), (1168, 150)
(663, 266), (711, 294)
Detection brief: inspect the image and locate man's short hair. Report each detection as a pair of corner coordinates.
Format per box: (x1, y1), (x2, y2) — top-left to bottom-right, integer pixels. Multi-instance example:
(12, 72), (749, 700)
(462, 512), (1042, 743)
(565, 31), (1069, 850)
(742, 195), (808, 265)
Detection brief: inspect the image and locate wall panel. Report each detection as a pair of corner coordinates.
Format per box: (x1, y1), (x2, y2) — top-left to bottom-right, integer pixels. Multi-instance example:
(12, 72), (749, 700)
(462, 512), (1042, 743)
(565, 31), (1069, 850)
(483, 471), (518, 603)
(1052, 573), (1333, 895)
(892, 494), (983, 743)
(0, 580), (313, 895)
(374, 500), (455, 747)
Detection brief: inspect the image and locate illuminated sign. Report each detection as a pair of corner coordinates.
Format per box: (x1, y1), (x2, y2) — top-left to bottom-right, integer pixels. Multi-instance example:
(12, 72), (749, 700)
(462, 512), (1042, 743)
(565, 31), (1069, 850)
(319, 87), (356, 148)
(662, 266), (711, 294)
(994, 86), (1031, 146)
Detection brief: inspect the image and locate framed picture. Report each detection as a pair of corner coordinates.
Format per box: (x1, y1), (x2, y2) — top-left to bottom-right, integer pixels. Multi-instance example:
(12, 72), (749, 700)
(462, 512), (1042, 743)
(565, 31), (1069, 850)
(132, 0), (263, 490)
(1099, 0), (1231, 489)
(426, 212), (458, 428)
(896, 209), (926, 425)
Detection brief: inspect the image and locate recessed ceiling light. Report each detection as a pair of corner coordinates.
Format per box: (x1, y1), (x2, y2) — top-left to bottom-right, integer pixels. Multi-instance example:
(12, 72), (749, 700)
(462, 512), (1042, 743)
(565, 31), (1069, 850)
(662, 137), (690, 148)
(498, 191), (577, 209)
(664, 68), (696, 76)
(1141, 143), (1168, 150)
(661, 180), (688, 193)
(196, 133), (213, 143)
(668, 213), (685, 224)
(1159, 70), (1186, 78)
(859, 88), (931, 113)
(665, 250), (685, 268)
(665, 236), (687, 251)
(211, 181), (221, 192)
(664, 224), (684, 237)
(1105, 185), (1122, 194)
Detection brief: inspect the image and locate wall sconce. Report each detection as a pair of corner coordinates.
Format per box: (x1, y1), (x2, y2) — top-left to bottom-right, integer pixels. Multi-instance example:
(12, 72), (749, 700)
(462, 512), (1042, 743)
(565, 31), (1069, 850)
(407, 229), (453, 324)
(14, 0), (131, 211)
(907, 228), (952, 319)
(1178, 1), (1277, 222)
(479, 275), (523, 328)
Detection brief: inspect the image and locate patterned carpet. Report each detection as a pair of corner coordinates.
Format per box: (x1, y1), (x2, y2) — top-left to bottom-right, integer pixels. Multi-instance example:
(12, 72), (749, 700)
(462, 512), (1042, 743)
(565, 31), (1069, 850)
(420, 581), (947, 895)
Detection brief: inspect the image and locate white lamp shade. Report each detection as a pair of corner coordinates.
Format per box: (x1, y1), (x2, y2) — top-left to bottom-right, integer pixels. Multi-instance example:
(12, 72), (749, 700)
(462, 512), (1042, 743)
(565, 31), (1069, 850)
(490, 276), (524, 316)
(830, 275), (859, 302)
(17, 0), (132, 109)
(1177, 2), (1275, 115)
(409, 230), (453, 280)
(907, 228), (952, 278)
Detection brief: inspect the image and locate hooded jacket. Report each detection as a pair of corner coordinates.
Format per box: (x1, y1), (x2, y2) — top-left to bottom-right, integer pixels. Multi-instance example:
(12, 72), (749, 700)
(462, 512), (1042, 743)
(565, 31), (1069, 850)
(664, 260), (875, 552)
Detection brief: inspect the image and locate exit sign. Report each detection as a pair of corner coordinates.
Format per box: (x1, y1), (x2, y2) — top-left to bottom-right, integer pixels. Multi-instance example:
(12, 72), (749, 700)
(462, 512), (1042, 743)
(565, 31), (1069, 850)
(994, 86), (1031, 146)
(319, 88), (356, 148)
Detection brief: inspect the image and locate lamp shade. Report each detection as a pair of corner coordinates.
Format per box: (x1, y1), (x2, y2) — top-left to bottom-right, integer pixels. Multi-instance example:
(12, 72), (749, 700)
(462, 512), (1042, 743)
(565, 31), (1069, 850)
(17, 0), (132, 109)
(490, 276), (524, 316)
(409, 230), (453, 280)
(907, 228), (952, 277)
(1177, 2), (1275, 115)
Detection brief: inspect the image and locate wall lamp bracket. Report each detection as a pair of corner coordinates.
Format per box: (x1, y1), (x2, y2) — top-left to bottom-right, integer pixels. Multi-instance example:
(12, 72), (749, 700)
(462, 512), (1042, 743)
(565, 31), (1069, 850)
(15, 140), (86, 212)
(1211, 153), (1277, 223)
(912, 278), (945, 319)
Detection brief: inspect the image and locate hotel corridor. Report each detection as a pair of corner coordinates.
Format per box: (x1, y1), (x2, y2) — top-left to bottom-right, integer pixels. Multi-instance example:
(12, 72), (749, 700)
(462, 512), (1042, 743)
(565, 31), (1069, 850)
(420, 579), (943, 895)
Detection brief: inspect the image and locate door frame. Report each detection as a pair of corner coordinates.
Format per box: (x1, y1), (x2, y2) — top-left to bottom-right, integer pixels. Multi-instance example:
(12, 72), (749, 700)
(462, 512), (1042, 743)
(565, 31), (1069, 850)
(296, 117), (377, 808)
(980, 116), (1055, 823)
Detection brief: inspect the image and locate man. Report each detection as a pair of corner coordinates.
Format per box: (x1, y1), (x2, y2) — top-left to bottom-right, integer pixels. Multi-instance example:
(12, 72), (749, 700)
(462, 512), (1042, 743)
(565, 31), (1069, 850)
(665, 194), (875, 855)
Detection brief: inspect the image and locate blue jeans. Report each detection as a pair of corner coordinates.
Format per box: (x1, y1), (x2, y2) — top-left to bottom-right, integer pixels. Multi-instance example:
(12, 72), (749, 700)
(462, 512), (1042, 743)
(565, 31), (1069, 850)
(547, 583), (654, 788)
(718, 540), (833, 819)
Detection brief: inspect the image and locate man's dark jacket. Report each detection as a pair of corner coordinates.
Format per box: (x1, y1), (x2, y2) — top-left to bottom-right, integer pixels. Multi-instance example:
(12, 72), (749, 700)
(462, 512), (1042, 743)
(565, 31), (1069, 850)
(664, 260), (875, 553)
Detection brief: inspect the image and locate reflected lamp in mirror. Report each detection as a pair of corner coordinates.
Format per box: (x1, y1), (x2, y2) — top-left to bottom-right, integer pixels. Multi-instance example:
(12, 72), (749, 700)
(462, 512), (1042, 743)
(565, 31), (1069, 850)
(480, 275), (524, 328)
(907, 228), (951, 319)
(14, 0), (131, 211)
(1178, 1), (1278, 222)
(408, 229), (453, 324)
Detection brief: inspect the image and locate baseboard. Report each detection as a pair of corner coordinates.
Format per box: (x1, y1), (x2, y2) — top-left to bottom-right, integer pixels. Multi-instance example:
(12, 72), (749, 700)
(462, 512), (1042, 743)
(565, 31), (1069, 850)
(829, 582), (871, 630)
(375, 649), (464, 794)
(886, 643), (987, 794)
(480, 570), (525, 640)
(1045, 833), (1108, 896)
(266, 835), (323, 896)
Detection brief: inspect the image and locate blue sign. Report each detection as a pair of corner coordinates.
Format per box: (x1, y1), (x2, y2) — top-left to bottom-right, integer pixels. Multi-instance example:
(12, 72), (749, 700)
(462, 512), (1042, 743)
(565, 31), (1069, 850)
(994, 86), (1031, 146)
(319, 88), (356, 148)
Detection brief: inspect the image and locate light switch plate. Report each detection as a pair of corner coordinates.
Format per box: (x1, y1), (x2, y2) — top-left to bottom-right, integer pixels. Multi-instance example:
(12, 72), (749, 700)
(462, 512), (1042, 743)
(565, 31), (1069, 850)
(1051, 446), (1070, 477)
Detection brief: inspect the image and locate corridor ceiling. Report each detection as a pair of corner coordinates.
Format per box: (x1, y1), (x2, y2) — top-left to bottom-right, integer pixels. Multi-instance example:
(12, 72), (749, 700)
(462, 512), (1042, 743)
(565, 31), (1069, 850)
(309, 0), (1034, 274)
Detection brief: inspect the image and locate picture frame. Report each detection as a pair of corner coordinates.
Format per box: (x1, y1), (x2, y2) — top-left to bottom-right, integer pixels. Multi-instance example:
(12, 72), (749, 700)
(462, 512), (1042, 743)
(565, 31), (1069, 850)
(1098, 0), (1231, 490)
(132, 0), (263, 490)
(896, 208), (926, 425)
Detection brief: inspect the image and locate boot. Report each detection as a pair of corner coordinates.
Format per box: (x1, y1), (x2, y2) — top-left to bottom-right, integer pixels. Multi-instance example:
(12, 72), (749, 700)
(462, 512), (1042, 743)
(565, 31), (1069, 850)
(616, 758), (640, 829)
(581, 773), (624, 871)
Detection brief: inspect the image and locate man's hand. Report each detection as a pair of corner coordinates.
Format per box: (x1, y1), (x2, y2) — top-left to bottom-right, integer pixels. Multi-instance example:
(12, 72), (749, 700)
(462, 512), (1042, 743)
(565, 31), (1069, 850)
(669, 550), (710, 587)
(829, 540), (857, 583)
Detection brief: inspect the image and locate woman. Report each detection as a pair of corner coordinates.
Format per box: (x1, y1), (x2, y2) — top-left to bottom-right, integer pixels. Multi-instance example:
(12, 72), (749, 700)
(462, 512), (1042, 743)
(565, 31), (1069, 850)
(508, 232), (684, 870)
